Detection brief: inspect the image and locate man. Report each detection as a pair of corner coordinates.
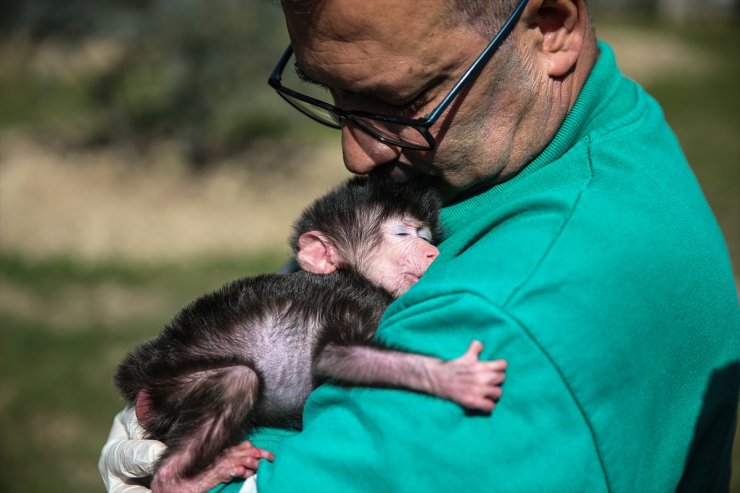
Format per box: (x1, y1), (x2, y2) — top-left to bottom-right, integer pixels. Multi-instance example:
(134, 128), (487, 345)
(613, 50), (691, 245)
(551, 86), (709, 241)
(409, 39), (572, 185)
(101, 0), (740, 491)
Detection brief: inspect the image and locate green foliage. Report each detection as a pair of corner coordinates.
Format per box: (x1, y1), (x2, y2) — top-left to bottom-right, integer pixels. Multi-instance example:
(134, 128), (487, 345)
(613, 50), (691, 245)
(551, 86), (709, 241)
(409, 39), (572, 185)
(1, 0), (303, 168)
(0, 72), (96, 131)
(0, 314), (122, 493)
(0, 250), (286, 302)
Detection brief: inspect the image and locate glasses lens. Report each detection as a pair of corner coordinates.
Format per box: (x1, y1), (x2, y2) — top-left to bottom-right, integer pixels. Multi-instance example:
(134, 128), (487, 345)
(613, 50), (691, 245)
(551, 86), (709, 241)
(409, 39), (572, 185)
(272, 48), (433, 149)
(351, 117), (432, 150)
(279, 92), (341, 128)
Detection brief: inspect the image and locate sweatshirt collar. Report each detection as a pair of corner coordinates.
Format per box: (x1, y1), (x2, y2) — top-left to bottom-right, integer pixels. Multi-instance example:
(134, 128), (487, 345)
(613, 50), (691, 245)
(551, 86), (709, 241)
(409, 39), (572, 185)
(440, 41), (622, 234)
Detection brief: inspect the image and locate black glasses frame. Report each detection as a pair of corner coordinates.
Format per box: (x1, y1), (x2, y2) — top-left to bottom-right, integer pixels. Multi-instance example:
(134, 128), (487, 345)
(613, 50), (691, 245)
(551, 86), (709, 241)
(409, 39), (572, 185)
(268, 0), (528, 151)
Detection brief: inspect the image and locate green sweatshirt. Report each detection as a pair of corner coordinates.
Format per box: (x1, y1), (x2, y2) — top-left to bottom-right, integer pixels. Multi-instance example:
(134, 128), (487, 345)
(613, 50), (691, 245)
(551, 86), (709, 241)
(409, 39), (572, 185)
(215, 41), (739, 493)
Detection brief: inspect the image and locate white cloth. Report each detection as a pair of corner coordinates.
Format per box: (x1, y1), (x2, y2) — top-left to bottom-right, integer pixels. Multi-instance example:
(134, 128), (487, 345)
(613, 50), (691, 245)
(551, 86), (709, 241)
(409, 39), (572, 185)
(98, 405), (166, 493)
(238, 475), (259, 493)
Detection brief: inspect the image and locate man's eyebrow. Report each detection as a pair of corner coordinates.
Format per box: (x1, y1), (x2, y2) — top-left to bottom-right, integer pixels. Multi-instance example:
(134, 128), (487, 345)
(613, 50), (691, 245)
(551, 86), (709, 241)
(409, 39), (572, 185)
(293, 61), (329, 89)
(292, 60), (429, 106)
(293, 61), (310, 81)
(293, 60), (376, 99)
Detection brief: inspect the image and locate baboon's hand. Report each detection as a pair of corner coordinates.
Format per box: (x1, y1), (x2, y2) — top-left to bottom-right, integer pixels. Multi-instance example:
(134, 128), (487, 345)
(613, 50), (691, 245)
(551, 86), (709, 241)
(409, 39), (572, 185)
(434, 341), (507, 412)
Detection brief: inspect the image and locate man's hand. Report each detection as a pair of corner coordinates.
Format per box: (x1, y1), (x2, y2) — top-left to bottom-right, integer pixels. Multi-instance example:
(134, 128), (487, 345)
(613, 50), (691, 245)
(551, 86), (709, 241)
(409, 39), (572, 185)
(99, 405), (167, 493)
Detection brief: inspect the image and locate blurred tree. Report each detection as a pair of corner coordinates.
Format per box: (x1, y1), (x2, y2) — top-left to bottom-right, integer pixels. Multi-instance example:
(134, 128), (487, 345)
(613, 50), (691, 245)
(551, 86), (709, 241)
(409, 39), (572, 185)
(0, 0), (154, 40)
(1, 0), (301, 169)
(88, 0), (298, 168)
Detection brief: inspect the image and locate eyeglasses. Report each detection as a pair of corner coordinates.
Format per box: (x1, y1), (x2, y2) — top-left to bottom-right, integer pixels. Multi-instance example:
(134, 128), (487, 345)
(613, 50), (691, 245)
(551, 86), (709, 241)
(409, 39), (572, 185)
(268, 0), (528, 151)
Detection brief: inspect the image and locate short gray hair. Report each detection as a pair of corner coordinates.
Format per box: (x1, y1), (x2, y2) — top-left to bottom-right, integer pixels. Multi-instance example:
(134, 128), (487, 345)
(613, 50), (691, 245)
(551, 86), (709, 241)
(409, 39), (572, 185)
(280, 0), (521, 26)
(450, 0), (522, 37)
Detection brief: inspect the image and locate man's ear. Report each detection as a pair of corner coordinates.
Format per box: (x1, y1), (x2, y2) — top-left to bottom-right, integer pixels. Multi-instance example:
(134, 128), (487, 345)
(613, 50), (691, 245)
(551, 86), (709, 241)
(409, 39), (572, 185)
(296, 231), (340, 274)
(522, 0), (585, 78)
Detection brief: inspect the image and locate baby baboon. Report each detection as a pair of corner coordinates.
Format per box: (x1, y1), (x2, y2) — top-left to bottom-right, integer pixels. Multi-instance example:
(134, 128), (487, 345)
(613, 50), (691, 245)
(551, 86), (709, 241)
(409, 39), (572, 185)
(114, 176), (507, 493)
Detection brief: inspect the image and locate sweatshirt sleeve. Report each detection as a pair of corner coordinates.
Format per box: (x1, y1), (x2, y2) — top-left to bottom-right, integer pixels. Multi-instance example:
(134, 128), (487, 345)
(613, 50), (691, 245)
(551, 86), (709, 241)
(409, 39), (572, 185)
(255, 290), (608, 493)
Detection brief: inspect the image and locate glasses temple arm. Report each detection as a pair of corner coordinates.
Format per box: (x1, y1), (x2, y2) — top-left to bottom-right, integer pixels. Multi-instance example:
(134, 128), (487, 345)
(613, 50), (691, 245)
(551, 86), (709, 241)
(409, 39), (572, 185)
(424, 0), (529, 124)
(269, 45), (295, 84)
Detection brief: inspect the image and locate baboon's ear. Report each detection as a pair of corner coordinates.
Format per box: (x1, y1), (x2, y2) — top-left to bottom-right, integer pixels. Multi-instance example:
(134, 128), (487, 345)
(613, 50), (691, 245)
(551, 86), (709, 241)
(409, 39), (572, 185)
(296, 231), (339, 274)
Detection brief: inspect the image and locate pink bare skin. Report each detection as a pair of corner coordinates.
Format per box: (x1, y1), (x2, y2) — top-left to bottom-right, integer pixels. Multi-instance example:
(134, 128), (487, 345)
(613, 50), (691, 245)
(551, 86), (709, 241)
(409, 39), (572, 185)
(151, 441), (274, 493)
(365, 217), (439, 297)
(298, 216), (439, 298)
(316, 340), (507, 412)
(426, 340), (507, 411)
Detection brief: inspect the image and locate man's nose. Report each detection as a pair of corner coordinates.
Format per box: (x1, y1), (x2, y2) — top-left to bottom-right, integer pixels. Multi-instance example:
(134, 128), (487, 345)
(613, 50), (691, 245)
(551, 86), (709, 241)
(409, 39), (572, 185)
(341, 122), (401, 175)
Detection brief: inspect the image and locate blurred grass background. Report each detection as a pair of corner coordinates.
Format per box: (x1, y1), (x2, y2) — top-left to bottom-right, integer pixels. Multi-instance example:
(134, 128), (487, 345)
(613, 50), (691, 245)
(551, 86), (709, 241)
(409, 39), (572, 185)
(0, 1), (738, 492)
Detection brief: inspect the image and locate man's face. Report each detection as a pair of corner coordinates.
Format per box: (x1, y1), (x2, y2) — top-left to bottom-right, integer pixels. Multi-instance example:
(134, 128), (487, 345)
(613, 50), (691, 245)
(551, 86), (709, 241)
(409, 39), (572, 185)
(283, 0), (525, 189)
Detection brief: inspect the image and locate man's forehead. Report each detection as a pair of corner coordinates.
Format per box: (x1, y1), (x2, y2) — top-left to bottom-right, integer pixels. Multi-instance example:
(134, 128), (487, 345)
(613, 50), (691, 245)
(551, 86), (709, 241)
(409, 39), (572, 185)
(294, 42), (434, 97)
(283, 0), (450, 42)
(283, 0), (464, 94)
